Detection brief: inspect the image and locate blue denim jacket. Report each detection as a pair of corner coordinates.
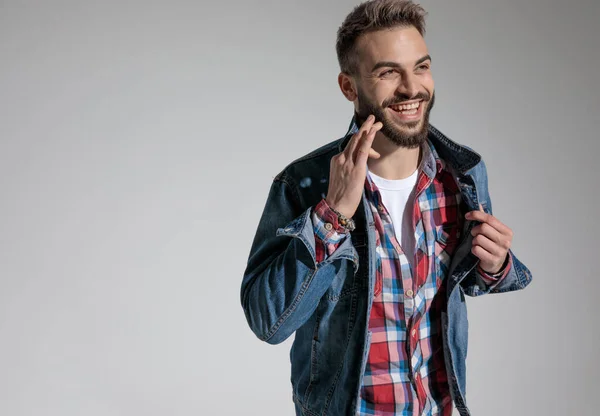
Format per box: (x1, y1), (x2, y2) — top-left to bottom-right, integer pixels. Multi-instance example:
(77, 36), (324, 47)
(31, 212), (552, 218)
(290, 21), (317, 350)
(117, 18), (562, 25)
(241, 119), (533, 416)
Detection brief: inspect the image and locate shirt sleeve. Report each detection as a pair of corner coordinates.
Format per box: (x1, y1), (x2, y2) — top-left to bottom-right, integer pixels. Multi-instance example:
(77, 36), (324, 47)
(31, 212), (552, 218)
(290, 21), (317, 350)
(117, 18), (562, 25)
(477, 251), (513, 285)
(312, 198), (350, 264)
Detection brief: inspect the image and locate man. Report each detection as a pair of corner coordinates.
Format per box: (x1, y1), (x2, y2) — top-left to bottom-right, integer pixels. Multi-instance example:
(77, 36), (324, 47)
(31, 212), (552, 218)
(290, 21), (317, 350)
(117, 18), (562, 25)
(240, 0), (532, 415)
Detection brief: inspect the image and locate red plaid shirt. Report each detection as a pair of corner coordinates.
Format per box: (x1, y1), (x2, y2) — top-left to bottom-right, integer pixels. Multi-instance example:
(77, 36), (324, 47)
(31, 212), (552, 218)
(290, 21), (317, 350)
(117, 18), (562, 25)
(312, 139), (511, 415)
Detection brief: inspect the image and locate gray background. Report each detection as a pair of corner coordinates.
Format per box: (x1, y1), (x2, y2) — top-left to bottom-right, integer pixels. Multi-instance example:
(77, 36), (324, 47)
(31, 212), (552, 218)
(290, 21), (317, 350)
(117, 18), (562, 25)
(1, 0), (598, 415)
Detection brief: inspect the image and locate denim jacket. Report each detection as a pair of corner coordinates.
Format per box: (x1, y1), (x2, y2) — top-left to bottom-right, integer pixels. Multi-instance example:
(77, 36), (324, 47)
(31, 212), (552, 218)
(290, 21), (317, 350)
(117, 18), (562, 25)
(240, 119), (533, 416)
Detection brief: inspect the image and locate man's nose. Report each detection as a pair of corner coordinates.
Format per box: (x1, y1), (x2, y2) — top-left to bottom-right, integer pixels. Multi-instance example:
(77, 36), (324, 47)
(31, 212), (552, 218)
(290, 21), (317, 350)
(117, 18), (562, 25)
(396, 73), (419, 98)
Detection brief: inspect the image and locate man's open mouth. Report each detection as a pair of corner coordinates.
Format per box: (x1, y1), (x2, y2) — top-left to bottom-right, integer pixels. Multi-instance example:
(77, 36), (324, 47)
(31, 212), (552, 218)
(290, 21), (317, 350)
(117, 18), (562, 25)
(389, 100), (422, 115)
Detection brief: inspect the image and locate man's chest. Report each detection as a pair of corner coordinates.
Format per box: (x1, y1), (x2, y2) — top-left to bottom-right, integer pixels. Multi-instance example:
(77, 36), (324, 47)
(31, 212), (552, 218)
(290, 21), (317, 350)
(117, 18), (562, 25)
(368, 169), (465, 280)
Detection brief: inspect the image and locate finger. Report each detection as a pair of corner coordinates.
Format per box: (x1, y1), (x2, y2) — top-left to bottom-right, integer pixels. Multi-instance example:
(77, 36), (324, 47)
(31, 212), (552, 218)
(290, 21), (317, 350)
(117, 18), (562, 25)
(346, 118), (375, 162)
(471, 233), (505, 258)
(474, 222), (512, 251)
(473, 224), (512, 251)
(355, 122), (382, 164)
(345, 115), (376, 161)
(466, 210), (511, 236)
(471, 222), (503, 245)
(330, 152), (345, 169)
(369, 148), (381, 159)
(355, 122), (382, 165)
(470, 244), (496, 264)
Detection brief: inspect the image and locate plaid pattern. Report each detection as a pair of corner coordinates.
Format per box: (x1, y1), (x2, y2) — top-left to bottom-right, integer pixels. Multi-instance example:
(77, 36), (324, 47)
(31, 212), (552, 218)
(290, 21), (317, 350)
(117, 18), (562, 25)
(356, 140), (459, 416)
(311, 136), (511, 416)
(312, 198), (350, 264)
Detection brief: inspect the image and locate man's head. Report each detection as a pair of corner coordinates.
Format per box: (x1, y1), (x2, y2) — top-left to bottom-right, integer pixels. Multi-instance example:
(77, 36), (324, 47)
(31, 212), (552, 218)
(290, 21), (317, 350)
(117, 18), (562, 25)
(336, 0), (434, 149)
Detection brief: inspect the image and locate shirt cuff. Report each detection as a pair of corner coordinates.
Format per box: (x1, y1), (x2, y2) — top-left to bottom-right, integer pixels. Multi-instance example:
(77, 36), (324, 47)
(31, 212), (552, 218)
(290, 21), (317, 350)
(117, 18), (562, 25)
(312, 198), (349, 244)
(477, 252), (512, 284)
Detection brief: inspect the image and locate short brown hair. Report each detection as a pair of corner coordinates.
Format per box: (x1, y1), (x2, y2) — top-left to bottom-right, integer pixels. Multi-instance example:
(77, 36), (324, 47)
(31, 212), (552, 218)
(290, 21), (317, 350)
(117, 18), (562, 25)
(336, 0), (428, 75)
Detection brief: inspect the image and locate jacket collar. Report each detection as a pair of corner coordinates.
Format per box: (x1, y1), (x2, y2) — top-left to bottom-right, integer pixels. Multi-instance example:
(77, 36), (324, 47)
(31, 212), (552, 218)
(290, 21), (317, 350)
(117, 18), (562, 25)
(338, 115), (482, 174)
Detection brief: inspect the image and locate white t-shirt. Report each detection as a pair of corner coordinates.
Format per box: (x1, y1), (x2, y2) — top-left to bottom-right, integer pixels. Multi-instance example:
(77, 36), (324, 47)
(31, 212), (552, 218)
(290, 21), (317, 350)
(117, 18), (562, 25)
(367, 166), (419, 268)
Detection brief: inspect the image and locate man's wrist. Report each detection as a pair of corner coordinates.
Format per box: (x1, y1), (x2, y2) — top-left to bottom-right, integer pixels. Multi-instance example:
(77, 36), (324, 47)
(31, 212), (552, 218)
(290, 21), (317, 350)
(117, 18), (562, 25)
(322, 199), (356, 232)
(324, 198), (353, 219)
(314, 199), (348, 234)
(477, 253), (511, 278)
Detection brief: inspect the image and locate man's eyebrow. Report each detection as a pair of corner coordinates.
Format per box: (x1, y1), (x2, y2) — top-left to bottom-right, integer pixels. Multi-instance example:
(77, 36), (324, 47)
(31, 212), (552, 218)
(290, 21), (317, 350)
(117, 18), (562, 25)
(370, 54), (432, 72)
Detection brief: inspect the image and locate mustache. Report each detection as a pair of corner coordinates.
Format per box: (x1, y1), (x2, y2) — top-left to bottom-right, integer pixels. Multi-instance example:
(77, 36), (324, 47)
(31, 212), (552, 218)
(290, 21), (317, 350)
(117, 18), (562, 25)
(382, 92), (430, 107)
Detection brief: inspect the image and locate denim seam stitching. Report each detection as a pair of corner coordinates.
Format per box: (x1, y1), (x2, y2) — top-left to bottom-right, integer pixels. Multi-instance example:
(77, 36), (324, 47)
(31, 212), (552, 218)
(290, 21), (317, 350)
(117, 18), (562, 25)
(325, 285), (358, 301)
(322, 286), (359, 415)
(275, 177), (303, 213)
(261, 267), (317, 343)
(292, 393), (319, 416)
(303, 309), (321, 404)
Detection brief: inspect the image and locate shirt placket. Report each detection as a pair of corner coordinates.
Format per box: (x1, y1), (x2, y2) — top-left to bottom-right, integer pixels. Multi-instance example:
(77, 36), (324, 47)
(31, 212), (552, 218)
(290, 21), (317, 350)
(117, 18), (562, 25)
(365, 167), (436, 416)
(408, 171), (434, 416)
(369, 185), (419, 413)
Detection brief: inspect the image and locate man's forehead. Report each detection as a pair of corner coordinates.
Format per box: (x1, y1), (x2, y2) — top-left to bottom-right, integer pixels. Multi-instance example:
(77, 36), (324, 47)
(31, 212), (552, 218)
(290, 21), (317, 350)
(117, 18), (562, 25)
(356, 26), (429, 69)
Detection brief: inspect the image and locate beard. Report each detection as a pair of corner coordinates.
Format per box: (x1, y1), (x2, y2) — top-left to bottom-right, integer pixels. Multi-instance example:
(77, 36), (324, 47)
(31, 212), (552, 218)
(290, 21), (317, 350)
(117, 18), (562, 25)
(355, 87), (435, 149)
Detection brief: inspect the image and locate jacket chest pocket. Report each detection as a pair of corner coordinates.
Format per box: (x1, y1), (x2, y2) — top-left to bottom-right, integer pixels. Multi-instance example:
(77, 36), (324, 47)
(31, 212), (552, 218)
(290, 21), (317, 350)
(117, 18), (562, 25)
(435, 222), (461, 279)
(323, 263), (357, 301)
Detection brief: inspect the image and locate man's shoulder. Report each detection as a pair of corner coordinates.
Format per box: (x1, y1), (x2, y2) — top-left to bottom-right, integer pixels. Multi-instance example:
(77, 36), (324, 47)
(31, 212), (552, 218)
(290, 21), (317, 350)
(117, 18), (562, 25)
(427, 124), (484, 174)
(273, 136), (344, 184)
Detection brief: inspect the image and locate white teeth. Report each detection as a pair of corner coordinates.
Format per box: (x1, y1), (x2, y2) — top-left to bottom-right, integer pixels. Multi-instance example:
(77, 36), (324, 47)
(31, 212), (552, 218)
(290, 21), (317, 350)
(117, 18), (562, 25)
(391, 101), (421, 111)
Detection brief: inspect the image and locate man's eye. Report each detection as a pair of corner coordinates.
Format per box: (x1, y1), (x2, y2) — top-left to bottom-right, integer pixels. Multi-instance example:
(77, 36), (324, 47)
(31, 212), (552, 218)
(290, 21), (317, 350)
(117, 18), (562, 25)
(418, 64), (430, 70)
(381, 70), (394, 76)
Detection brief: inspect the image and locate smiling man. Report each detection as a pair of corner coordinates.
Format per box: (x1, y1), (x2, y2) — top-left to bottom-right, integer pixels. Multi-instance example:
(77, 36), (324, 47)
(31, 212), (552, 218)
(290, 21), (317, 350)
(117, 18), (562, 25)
(240, 1), (532, 415)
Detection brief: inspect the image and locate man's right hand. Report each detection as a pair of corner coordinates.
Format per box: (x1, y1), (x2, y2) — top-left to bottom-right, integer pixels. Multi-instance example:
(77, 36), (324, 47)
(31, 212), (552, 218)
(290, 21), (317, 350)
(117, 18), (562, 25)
(325, 114), (383, 219)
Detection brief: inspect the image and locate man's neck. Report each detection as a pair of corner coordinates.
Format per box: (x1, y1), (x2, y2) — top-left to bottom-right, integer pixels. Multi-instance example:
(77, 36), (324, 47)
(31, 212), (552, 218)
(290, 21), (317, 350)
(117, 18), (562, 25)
(367, 131), (423, 180)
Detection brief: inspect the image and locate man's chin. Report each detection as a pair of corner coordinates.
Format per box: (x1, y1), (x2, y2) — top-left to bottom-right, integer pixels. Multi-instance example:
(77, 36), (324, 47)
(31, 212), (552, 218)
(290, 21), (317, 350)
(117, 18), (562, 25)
(379, 116), (429, 148)
(385, 117), (426, 136)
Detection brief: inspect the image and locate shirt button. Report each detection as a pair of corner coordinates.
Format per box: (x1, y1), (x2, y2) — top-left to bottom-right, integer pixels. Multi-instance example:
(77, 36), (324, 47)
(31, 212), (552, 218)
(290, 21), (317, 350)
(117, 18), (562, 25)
(411, 328), (417, 337)
(405, 289), (414, 297)
(324, 222), (333, 231)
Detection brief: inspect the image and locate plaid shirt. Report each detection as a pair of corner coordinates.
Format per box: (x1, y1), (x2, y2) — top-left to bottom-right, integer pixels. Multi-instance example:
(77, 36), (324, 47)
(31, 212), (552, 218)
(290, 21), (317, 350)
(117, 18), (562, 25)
(312, 138), (512, 415)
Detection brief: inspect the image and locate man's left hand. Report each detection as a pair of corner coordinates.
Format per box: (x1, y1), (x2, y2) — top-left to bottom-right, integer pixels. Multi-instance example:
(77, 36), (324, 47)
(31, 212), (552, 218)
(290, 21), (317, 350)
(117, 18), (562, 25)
(465, 204), (513, 274)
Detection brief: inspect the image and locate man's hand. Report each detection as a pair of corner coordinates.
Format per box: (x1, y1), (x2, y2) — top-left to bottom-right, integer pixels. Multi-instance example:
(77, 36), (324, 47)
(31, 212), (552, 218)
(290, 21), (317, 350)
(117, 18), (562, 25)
(465, 204), (513, 274)
(325, 114), (383, 218)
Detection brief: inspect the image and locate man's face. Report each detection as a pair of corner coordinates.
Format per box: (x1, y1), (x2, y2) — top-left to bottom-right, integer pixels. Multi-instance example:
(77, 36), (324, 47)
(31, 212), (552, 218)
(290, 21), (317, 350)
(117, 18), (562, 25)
(351, 25), (435, 149)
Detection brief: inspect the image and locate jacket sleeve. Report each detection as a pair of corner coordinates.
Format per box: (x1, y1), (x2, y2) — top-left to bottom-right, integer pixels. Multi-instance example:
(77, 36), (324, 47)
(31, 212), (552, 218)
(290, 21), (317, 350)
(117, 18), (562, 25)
(240, 177), (358, 344)
(460, 159), (533, 297)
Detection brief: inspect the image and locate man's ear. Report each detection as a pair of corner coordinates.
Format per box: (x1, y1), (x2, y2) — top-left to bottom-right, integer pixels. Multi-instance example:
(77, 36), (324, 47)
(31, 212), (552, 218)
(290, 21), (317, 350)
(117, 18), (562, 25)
(338, 72), (357, 102)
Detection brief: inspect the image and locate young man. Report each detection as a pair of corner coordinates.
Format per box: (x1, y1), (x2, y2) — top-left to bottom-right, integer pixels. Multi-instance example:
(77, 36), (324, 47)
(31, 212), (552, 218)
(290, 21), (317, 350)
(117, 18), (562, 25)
(240, 1), (532, 415)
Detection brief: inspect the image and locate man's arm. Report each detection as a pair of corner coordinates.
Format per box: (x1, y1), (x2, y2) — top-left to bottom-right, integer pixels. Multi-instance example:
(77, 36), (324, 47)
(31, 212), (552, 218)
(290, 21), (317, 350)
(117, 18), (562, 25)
(240, 177), (357, 345)
(460, 159), (533, 296)
(462, 248), (531, 296)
